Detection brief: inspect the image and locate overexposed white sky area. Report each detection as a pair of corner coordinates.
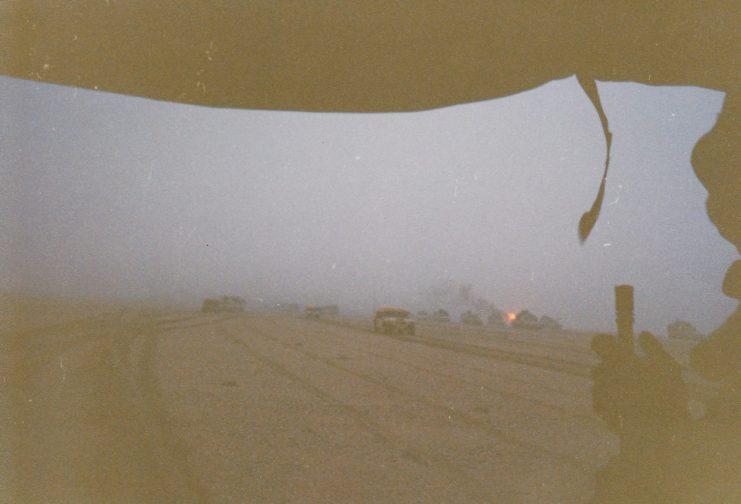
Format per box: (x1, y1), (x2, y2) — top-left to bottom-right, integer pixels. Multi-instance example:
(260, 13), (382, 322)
(1, 75), (736, 334)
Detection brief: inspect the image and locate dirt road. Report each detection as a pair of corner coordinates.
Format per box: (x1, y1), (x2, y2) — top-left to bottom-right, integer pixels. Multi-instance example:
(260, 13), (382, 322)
(4, 301), (643, 503)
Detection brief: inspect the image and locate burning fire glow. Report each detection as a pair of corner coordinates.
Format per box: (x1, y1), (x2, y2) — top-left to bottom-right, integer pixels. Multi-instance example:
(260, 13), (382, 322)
(506, 312), (517, 323)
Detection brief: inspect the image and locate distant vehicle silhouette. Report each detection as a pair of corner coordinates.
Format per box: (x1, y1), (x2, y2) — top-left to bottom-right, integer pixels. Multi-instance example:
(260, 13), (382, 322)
(318, 305), (339, 316)
(432, 309), (451, 323)
(201, 296), (246, 313)
(539, 315), (562, 331)
(304, 305), (321, 320)
(373, 307), (416, 335)
(273, 302), (301, 313)
(487, 310), (506, 328)
(667, 319), (702, 340)
(460, 311), (484, 326)
(511, 310), (541, 330)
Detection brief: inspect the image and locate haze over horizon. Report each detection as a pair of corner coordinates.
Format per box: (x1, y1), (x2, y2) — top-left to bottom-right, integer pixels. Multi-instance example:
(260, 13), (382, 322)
(1, 75), (736, 334)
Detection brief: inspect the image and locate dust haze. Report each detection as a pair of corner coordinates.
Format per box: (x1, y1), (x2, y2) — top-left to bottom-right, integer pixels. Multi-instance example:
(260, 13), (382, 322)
(1, 75), (735, 334)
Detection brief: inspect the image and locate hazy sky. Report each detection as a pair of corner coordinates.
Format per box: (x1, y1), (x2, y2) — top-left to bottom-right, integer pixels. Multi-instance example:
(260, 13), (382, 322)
(1, 75), (736, 334)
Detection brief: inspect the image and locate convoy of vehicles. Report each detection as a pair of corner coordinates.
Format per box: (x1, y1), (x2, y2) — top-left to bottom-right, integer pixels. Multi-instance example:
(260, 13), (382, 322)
(374, 306), (563, 335)
(204, 295), (564, 336)
(509, 310), (562, 331)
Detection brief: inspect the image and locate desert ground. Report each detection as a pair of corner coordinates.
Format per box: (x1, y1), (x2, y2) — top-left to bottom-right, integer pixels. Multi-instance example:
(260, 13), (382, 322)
(1, 295), (716, 503)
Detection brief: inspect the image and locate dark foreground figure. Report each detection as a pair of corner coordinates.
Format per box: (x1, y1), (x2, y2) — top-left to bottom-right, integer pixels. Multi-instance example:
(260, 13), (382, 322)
(591, 330), (740, 503)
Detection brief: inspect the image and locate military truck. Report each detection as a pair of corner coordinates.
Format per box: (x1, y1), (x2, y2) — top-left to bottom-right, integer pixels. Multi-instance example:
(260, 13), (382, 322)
(373, 307), (416, 335)
(201, 296), (246, 313)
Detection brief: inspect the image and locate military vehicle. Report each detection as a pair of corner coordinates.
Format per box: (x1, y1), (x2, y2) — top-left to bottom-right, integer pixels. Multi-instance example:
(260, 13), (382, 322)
(667, 319), (703, 340)
(304, 305), (322, 320)
(461, 310), (484, 326)
(273, 302), (301, 313)
(511, 309), (542, 330)
(432, 309), (451, 323)
(487, 310), (507, 328)
(201, 296), (246, 313)
(304, 304), (339, 320)
(373, 307), (416, 335)
(539, 315), (562, 331)
(318, 304), (339, 316)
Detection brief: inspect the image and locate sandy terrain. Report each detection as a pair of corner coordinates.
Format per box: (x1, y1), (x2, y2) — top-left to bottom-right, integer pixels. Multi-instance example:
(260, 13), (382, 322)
(2, 296), (713, 503)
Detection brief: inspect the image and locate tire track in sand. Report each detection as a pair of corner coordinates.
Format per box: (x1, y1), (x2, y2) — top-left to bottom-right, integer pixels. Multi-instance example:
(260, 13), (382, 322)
(7, 312), (209, 503)
(318, 317), (593, 378)
(222, 322), (500, 504)
(296, 316), (588, 399)
(239, 318), (590, 474)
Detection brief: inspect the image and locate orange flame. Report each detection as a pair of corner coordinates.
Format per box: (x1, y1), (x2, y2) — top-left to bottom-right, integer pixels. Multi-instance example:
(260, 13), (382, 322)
(506, 312), (517, 323)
